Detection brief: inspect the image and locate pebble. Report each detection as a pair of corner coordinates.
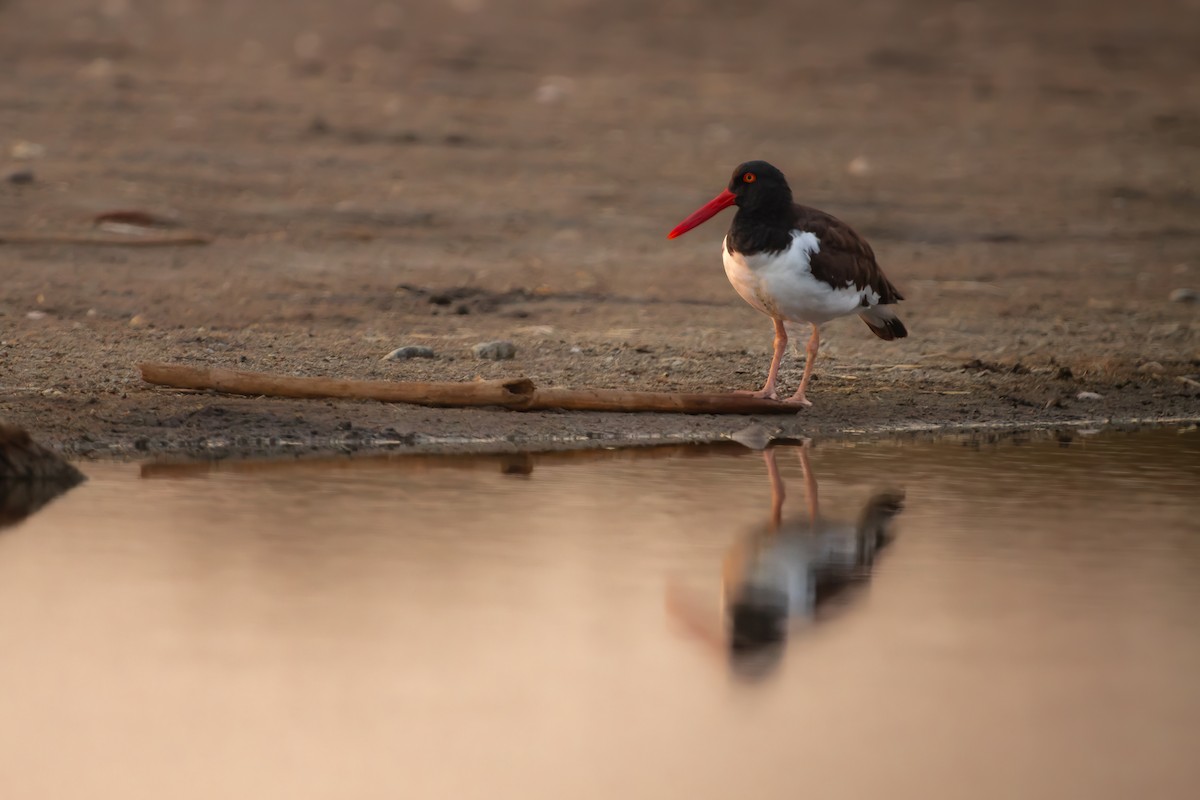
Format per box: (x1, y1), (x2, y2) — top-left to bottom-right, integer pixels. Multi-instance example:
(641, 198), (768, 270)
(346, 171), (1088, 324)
(10, 140), (45, 160)
(846, 155), (871, 176)
(129, 314), (150, 328)
(5, 169), (34, 184)
(382, 345), (436, 361)
(534, 76), (574, 104)
(25, 310), (47, 320)
(1076, 391), (1103, 400)
(1169, 288), (1198, 303)
(473, 340), (517, 360)
(1137, 361), (1164, 374)
(78, 57), (115, 81)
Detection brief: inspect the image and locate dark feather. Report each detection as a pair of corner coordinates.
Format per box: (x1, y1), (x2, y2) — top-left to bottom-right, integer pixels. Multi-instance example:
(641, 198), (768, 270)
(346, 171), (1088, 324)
(793, 204), (904, 304)
(861, 314), (908, 341)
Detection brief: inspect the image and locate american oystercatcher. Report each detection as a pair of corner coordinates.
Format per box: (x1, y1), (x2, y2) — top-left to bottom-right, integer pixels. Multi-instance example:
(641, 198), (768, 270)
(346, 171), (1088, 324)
(668, 160), (907, 406)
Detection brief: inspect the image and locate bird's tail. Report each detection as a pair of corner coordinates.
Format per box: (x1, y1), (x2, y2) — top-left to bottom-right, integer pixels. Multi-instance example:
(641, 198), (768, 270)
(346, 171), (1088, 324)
(858, 305), (908, 341)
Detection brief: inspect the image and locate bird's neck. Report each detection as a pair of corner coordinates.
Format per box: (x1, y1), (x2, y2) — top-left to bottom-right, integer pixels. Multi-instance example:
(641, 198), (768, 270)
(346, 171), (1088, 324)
(728, 203), (795, 256)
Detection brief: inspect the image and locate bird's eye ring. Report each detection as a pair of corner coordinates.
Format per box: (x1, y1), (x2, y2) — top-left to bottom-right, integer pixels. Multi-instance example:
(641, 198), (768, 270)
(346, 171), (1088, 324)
(743, 172), (757, 183)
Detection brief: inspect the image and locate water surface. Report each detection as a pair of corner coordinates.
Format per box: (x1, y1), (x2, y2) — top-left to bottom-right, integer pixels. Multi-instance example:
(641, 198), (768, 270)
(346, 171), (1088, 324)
(2, 429), (1198, 799)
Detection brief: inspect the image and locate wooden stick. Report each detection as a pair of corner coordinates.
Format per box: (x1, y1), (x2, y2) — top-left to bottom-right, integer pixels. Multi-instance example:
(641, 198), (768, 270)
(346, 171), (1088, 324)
(137, 362), (802, 414)
(139, 363), (536, 408)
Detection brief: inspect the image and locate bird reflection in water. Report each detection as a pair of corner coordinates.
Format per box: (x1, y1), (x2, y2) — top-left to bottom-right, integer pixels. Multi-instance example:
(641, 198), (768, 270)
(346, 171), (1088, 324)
(668, 441), (904, 673)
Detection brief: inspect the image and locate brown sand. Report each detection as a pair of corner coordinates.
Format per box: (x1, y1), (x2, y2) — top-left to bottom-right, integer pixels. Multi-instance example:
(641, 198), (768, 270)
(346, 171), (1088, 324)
(1, 0), (1198, 458)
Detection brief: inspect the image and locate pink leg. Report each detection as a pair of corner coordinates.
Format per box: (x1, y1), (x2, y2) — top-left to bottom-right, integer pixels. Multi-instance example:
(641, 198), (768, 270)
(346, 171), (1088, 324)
(763, 449), (785, 532)
(796, 440), (819, 526)
(785, 324), (820, 407)
(735, 318), (787, 400)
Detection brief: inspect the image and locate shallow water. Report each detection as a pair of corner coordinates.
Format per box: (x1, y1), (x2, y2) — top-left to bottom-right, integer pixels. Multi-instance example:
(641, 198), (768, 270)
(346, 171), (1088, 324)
(2, 428), (1199, 799)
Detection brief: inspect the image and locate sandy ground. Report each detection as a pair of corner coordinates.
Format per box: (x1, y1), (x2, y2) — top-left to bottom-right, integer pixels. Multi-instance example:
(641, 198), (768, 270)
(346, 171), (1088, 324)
(1, 0), (1198, 458)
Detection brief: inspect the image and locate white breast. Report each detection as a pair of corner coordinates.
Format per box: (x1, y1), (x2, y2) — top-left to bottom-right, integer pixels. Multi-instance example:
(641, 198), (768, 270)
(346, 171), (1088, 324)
(722, 231), (872, 324)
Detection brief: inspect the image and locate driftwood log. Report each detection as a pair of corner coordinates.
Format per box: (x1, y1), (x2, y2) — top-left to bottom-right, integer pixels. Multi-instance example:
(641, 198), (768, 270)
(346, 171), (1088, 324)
(138, 362), (803, 415)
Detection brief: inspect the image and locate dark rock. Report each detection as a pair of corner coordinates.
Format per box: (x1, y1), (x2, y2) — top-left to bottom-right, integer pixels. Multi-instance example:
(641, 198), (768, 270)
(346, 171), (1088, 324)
(0, 424), (83, 482)
(5, 169), (34, 185)
(0, 423), (86, 531)
(473, 340), (517, 360)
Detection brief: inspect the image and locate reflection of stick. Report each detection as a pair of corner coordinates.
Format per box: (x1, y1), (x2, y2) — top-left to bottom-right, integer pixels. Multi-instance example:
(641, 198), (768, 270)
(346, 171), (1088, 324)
(137, 363), (804, 414)
(139, 442), (745, 480)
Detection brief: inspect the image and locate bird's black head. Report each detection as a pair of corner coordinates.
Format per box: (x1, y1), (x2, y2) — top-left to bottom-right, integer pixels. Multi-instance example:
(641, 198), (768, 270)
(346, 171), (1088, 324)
(726, 160), (792, 211)
(667, 159), (794, 240)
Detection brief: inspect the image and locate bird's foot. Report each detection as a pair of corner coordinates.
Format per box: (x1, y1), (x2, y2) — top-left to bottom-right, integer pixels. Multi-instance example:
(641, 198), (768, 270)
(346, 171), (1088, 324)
(733, 388), (779, 401)
(783, 393), (813, 408)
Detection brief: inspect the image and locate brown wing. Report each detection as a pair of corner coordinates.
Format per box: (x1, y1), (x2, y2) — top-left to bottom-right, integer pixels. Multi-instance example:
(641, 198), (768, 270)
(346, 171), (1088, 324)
(793, 204), (903, 305)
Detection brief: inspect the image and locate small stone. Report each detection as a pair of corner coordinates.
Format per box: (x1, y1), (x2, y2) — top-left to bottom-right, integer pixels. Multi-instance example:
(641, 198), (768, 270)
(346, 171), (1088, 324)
(1076, 391), (1103, 400)
(473, 340), (517, 360)
(10, 140), (45, 160)
(1137, 361), (1164, 374)
(129, 314), (149, 327)
(382, 345), (436, 361)
(78, 57), (115, 80)
(534, 76), (574, 104)
(25, 310), (47, 320)
(5, 169), (34, 184)
(846, 155), (871, 176)
(1169, 288), (1198, 303)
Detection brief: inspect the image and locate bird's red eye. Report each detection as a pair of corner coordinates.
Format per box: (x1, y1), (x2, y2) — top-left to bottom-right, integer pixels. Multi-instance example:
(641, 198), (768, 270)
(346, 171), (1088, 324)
(743, 172), (756, 183)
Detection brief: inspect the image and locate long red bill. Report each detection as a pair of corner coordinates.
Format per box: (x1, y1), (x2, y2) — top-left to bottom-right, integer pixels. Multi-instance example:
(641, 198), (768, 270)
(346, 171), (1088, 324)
(667, 189), (736, 239)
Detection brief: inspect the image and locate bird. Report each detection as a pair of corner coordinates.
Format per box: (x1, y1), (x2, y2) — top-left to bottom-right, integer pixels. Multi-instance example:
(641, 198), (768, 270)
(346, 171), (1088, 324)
(667, 160), (907, 406)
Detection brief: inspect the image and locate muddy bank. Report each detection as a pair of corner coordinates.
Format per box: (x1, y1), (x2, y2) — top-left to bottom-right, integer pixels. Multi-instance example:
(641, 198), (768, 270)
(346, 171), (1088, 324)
(1, 0), (1198, 459)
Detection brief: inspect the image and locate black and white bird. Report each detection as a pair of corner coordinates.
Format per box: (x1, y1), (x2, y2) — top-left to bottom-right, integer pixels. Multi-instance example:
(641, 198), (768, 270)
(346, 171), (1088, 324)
(668, 160), (907, 406)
